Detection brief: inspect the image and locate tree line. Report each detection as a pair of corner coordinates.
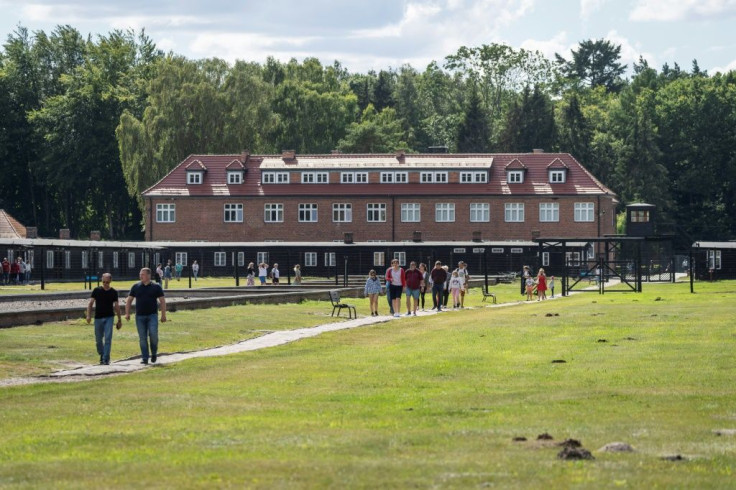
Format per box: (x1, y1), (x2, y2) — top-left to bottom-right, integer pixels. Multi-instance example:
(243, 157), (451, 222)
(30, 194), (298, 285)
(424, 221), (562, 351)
(1, 26), (735, 245)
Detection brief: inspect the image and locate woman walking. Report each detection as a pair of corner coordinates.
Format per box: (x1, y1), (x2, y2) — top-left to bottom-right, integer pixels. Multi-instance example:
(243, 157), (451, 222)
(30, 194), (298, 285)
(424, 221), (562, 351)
(293, 264), (302, 285)
(536, 268), (547, 301)
(418, 263), (429, 310)
(385, 259), (406, 318)
(246, 262), (256, 286)
(364, 269), (382, 316)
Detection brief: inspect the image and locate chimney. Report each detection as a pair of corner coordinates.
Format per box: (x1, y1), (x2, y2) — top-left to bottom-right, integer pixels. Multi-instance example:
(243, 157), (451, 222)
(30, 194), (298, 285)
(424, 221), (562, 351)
(532, 148), (544, 154)
(90, 230), (101, 241)
(282, 150), (296, 162)
(240, 150), (250, 162)
(59, 228), (71, 240)
(26, 227), (38, 239)
(396, 149), (406, 164)
(331, 149), (341, 155)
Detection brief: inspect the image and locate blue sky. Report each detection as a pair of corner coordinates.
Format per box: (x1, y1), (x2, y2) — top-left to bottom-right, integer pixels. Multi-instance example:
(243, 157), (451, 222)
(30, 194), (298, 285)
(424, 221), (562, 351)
(2, 0), (735, 74)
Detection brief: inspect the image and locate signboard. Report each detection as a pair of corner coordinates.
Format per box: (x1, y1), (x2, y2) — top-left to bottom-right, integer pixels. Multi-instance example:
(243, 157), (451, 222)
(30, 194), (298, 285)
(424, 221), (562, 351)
(511, 248), (523, 254)
(491, 248), (504, 253)
(453, 248), (466, 253)
(472, 248), (485, 254)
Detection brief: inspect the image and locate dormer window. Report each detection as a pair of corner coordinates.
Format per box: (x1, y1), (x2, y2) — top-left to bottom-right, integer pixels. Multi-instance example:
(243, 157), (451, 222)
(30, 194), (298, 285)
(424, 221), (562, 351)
(549, 169), (566, 183)
(187, 171), (203, 185)
(507, 170), (524, 183)
(227, 171), (243, 184)
(302, 171), (329, 184)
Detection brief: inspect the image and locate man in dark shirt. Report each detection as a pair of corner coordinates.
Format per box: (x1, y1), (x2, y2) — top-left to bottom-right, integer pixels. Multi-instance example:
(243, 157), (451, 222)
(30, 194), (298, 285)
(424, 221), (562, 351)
(125, 268), (167, 365)
(86, 273), (122, 365)
(404, 261), (424, 316)
(430, 261), (448, 312)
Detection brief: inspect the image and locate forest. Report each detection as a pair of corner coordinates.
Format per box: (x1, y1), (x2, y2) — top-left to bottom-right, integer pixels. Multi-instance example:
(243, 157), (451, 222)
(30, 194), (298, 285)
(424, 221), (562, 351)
(1, 25), (735, 245)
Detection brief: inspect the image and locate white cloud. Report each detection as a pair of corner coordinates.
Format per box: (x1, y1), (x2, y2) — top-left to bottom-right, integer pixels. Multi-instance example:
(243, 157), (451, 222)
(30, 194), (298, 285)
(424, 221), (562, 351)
(580, 0), (608, 19)
(629, 0), (736, 22)
(711, 58), (736, 73)
(521, 31), (571, 59)
(604, 30), (656, 68)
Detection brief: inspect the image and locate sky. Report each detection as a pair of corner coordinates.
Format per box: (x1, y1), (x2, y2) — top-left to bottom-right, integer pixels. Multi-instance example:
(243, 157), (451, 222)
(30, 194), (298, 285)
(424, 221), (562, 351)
(2, 0), (736, 75)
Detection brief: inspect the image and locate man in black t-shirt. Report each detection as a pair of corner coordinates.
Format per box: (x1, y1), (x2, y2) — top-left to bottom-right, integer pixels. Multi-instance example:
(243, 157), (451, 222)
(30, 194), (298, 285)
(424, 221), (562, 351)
(125, 268), (167, 365)
(86, 273), (122, 365)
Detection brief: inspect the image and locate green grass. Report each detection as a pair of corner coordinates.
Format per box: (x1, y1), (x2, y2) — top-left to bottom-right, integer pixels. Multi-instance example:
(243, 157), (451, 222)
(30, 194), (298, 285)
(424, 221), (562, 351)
(1, 281), (734, 488)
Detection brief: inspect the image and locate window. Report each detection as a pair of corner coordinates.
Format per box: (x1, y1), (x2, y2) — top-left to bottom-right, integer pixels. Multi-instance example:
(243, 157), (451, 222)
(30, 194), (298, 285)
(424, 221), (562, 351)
(420, 171), (448, 183)
(539, 203), (559, 222)
(373, 252), (385, 267)
(470, 203), (490, 222)
(187, 172), (203, 184)
(631, 210), (650, 222)
(302, 171), (329, 184)
(237, 252), (245, 267)
(393, 252), (406, 266)
(708, 250), (722, 270)
(257, 252), (269, 264)
(81, 251), (89, 269)
(304, 252), (317, 267)
(113, 251), (119, 269)
(264, 203), (283, 223)
(64, 251), (71, 269)
(507, 170), (524, 183)
(224, 203), (243, 223)
(98, 251), (104, 269)
(504, 203), (525, 222)
(214, 252), (226, 267)
(128, 252), (135, 268)
(549, 169), (566, 183)
(175, 252), (188, 267)
(574, 202), (595, 222)
(566, 251), (582, 265)
(156, 203), (175, 223)
(332, 203), (352, 222)
(341, 172), (368, 183)
(380, 171), (408, 183)
(460, 171), (488, 183)
(401, 203), (421, 222)
(367, 203), (386, 222)
(542, 251), (550, 267)
(324, 252), (336, 267)
(227, 171), (243, 184)
(586, 243), (595, 260)
(262, 172), (289, 184)
(298, 203), (318, 222)
(435, 203), (455, 222)
(47, 250), (55, 269)
(491, 248), (504, 254)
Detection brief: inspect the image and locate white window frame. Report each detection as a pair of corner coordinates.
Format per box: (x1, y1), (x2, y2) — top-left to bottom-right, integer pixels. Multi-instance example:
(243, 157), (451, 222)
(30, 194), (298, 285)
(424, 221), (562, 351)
(470, 203), (490, 223)
(549, 169), (566, 183)
(128, 252), (135, 268)
(708, 250), (722, 270)
(298, 203), (319, 222)
(47, 250), (55, 269)
(341, 172), (368, 183)
(542, 251), (550, 267)
(156, 203), (176, 223)
(491, 248), (504, 254)
(237, 252), (245, 267)
(257, 252), (269, 265)
(435, 203), (455, 222)
(175, 252), (188, 268)
(262, 172), (289, 184)
(460, 171), (488, 183)
(301, 171), (329, 184)
(324, 252), (336, 267)
(332, 203), (352, 223)
(504, 203), (525, 222)
(227, 171), (243, 184)
(366, 203), (387, 222)
(224, 203), (244, 223)
(373, 252), (385, 267)
(187, 171), (203, 184)
(506, 170), (524, 183)
(113, 251), (119, 269)
(400, 203), (421, 223)
(380, 171), (408, 183)
(81, 251), (88, 269)
(566, 251), (582, 266)
(214, 252), (226, 267)
(98, 251), (104, 269)
(539, 203), (559, 222)
(64, 251), (71, 269)
(420, 171), (448, 183)
(393, 252), (406, 266)
(264, 203), (283, 223)
(574, 202), (595, 222)
(304, 252), (317, 267)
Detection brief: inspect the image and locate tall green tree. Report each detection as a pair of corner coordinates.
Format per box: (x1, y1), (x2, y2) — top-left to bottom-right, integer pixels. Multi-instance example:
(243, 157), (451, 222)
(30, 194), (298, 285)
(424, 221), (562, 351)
(555, 39), (627, 93)
(456, 83), (488, 152)
(498, 85), (556, 152)
(337, 104), (407, 153)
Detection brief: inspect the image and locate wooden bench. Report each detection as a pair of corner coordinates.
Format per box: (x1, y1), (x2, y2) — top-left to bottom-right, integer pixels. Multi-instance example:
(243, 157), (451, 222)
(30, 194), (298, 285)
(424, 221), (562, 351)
(329, 290), (357, 319)
(481, 287), (497, 304)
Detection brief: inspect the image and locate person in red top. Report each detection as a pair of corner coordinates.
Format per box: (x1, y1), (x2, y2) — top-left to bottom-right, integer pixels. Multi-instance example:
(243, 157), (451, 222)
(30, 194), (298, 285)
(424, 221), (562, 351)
(385, 258), (406, 318)
(536, 267), (547, 301)
(10, 259), (20, 285)
(404, 261), (424, 316)
(1, 258), (10, 285)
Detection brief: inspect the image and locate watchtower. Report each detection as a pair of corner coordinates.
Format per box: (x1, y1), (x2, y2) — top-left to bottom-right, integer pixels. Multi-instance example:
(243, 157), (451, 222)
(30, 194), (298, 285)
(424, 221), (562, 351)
(626, 203), (656, 237)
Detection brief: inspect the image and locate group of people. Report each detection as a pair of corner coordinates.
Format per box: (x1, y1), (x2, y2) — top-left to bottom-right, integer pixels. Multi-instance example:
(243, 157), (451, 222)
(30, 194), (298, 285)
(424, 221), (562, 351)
(365, 260), (471, 317)
(86, 268), (166, 365)
(1, 257), (31, 286)
(522, 265), (555, 301)
(154, 260), (199, 289)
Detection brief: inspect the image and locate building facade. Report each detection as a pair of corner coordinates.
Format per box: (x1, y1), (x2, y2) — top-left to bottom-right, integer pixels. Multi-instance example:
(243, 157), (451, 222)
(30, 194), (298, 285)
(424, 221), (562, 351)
(142, 151), (618, 243)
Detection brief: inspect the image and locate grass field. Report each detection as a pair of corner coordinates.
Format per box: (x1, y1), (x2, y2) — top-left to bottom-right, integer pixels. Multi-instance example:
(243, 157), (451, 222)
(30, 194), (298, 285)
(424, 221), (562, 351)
(0, 281), (734, 488)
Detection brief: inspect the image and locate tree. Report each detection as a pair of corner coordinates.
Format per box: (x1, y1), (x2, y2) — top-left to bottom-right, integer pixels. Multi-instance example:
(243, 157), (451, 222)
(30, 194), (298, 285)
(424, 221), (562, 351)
(556, 93), (592, 163)
(456, 83), (488, 152)
(555, 39), (627, 92)
(336, 104), (407, 153)
(498, 85), (556, 152)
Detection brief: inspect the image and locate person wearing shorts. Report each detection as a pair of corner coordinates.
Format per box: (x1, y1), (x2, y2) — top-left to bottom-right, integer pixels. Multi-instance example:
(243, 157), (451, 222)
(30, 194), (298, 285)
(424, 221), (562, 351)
(271, 263), (280, 284)
(385, 259), (406, 318)
(258, 263), (268, 285)
(404, 261), (423, 316)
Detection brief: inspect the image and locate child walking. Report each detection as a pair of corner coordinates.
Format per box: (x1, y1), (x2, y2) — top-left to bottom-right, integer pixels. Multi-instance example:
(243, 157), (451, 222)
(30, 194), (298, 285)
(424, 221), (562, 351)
(549, 276), (555, 298)
(364, 269), (382, 316)
(449, 270), (464, 309)
(525, 275), (535, 301)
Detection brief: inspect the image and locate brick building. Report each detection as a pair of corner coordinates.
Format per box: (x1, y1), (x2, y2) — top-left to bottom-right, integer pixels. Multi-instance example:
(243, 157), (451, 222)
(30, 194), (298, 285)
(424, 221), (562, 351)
(142, 151), (617, 243)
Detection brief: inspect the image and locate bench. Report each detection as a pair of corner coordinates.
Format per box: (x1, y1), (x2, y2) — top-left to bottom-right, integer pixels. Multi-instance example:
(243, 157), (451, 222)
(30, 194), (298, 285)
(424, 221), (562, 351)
(329, 290), (357, 319)
(481, 287), (497, 304)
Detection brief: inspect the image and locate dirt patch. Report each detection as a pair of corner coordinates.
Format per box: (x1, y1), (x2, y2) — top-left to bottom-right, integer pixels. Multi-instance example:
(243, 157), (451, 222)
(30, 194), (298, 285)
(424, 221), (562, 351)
(558, 446), (594, 460)
(512, 436), (527, 442)
(597, 339), (608, 343)
(661, 454), (687, 461)
(551, 359), (567, 364)
(537, 433), (554, 440)
(558, 439), (581, 448)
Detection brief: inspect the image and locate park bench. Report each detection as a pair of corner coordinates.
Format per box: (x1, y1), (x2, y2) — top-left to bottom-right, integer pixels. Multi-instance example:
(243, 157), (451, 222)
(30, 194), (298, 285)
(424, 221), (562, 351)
(329, 290), (357, 319)
(481, 287), (497, 304)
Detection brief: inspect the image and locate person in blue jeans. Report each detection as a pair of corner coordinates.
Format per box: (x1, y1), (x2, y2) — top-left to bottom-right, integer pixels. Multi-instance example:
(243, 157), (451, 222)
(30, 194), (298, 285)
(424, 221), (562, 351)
(86, 273), (122, 365)
(125, 268), (167, 365)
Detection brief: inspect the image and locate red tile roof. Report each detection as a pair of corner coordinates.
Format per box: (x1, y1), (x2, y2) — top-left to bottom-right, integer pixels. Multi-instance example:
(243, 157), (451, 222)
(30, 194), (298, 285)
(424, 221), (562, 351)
(142, 153), (616, 198)
(0, 209), (27, 239)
